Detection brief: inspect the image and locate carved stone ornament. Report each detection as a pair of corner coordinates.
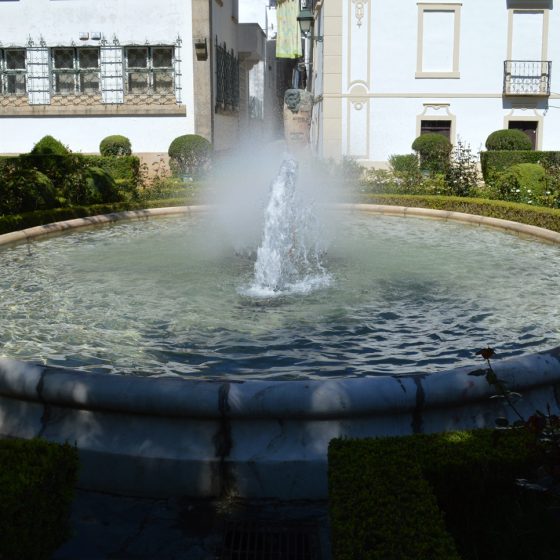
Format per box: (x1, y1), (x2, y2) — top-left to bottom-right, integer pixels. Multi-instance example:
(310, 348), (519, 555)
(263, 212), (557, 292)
(352, 0), (369, 28)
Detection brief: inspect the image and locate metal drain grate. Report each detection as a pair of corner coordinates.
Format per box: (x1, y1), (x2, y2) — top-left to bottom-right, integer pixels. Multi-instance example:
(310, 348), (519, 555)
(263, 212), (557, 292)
(220, 520), (321, 560)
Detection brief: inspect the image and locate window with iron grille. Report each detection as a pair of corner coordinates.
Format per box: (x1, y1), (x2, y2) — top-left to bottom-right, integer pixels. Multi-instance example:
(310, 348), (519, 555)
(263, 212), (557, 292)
(52, 47), (100, 94)
(125, 46), (174, 94)
(0, 49), (26, 95)
(215, 39), (239, 112)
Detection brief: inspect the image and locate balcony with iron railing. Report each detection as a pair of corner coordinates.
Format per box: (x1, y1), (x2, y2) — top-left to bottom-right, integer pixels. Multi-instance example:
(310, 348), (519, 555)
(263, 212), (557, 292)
(503, 60), (551, 96)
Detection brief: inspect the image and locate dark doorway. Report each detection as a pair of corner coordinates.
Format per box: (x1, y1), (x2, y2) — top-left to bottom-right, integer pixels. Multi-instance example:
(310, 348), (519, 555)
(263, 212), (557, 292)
(508, 120), (538, 149)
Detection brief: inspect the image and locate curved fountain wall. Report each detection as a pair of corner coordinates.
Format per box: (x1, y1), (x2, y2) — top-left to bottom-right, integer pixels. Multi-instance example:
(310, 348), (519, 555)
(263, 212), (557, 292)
(1, 205), (560, 499)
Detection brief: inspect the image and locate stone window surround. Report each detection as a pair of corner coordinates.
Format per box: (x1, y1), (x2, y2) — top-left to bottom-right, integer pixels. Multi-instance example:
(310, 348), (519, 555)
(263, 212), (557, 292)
(416, 103), (457, 144)
(416, 2), (462, 79)
(506, 7), (550, 62)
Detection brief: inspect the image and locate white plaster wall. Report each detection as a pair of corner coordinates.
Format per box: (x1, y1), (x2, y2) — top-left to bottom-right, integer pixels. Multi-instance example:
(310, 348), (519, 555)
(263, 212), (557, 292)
(335, 0), (560, 164)
(0, 0), (195, 154)
(0, 116), (191, 154)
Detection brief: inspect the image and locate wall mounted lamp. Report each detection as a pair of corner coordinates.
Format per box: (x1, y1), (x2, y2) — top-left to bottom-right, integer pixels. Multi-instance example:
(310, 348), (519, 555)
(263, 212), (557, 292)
(297, 8), (323, 42)
(194, 38), (208, 61)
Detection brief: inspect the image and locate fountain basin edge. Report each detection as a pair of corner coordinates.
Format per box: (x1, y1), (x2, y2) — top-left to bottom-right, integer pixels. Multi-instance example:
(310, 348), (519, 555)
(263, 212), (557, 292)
(1, 205), (560, 499)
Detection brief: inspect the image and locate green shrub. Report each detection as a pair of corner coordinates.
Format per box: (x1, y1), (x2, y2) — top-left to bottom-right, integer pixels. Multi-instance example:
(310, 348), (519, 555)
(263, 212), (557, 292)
(412, 133), (452, 175)
(492, 163), (546, 204)
(30, 135), (70, 155)
(485, 129), (532, 151)
(444, 138), (481, 197)
(480, 150), (560, 182)
(168, 134), (212, 178)
(82, 155), (140, 195)
(0, 438), (79, 560)
(99, 135), (132, 157)
(358, 193), (560, 232)
(84, 166), (121, 204)
(0, 162), (56, 214)
(329, 429), (557, 560)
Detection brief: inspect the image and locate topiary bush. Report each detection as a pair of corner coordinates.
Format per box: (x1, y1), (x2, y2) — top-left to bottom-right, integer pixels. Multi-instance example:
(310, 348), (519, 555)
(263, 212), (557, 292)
(0, 161), (56, 214)
(485, 129), (533, 151)
(0, 438), (79, 560)
(329, 429), (558, 560)
(411, 133), (452, 175)
(168, 134), (212, 178)
(492, 163), (547, 205)
(99, 135), (132, 157)
(30, 135), (70, 156)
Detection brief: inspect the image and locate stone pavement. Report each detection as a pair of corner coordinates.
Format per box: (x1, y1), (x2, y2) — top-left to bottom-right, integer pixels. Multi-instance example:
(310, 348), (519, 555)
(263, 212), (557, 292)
(53, 489), (331, 559)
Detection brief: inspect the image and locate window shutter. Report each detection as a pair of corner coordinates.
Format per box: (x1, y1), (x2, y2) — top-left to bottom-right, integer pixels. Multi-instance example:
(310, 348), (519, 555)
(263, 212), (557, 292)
(26, 47), (50, 105)
(100, 46), (124, 104)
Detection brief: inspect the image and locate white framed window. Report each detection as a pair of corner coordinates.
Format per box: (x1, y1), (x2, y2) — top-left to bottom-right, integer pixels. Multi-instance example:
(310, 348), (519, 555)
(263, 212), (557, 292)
(125, 46), (174, 94)
(416, 3), (461, 78)
(52, 47), (100, 94)
(0, 48), (26, 95)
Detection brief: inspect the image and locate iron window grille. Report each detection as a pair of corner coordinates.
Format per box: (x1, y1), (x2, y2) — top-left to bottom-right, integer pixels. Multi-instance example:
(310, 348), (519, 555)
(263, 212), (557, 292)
(52, 47), (100, 95)
(0, 48), (26, 95)
(215, 38), (239, 112)
(503, 60), (551, 96)
(125, 46), (175, 95)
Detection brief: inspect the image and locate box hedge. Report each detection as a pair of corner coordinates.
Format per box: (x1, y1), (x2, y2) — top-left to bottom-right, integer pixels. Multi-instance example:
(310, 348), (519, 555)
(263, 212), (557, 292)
(360, 193), (560, 233)
(0, 438), (79, 560)
(329, 429), (558, 560)
(480, 150), (560, 181)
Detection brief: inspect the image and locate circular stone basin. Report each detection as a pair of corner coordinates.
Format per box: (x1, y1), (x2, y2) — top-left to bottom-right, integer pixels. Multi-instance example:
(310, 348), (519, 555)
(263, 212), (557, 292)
(0, 208), (559, 379)
(1, 205), (560, 500)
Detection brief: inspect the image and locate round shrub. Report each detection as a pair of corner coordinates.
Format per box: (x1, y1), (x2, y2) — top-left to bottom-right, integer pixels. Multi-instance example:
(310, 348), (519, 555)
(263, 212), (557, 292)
(99, 135), (132, 157)
(493, 163), (546, 204)
(30, 135), (69, 155)
(411, 133), (452, 175)
(485, 129), (532, 151)
(168, 134), (212, 178)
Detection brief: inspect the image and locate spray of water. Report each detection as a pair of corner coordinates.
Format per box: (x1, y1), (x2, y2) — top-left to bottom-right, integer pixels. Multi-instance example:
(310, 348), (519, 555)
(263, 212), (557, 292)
(243, 157), (331, 297)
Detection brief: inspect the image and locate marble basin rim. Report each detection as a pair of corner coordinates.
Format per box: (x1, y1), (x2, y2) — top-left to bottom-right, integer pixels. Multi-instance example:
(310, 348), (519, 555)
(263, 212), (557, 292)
(1, 205), (560, 500)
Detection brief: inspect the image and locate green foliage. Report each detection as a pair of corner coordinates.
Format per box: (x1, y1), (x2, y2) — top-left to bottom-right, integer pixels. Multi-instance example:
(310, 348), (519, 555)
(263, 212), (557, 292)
(0, 163), (56, 214)
(388, 153), (422, 191)
(84, 166), (120, 203)
(0, 438), (79, 560)
(99, 135), (132, 157)
(168, 134), (212, 178)
(329, 429), (557, 560)
(444, 138), (481, 197)
(30, 135), (70, 156)
(491, 163), (546, 205)
(329, 435), (462, 560)
(480, 150), (560, 182)
(411, 133), (452, 175)
(82, 155), (140, 195)
(485, 129), (533, 151)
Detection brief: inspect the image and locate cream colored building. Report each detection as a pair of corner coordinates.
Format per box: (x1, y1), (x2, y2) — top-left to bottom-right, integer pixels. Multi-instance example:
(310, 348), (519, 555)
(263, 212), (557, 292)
(312, 0), (558, 166)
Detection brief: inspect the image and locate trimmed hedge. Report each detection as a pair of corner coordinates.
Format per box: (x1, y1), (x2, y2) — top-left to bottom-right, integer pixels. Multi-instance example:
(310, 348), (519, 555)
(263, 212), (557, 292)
(480, 150), (560, 181)
(0, 197), (189, 235)
(168, 134), (212, 178)
(30, 135), (70, 156)
(485, 129), (533, 151)
(82, 155), (140, 192)
(359, 193), (560, 233)
(412, 133), (452, 174)
(329, 429), (556, 560)
(99, 134), (132, 157)
(0, 438), (79, 560)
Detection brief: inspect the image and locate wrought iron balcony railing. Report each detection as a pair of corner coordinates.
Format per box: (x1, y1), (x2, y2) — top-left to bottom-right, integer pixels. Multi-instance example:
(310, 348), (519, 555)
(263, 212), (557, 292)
(504, 60), (551, 96)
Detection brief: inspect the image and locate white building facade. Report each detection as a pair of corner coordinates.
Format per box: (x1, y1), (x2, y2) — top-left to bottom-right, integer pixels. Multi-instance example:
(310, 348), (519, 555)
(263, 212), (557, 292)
(313, 0), (559, 166)
(0, 0), (267, 156)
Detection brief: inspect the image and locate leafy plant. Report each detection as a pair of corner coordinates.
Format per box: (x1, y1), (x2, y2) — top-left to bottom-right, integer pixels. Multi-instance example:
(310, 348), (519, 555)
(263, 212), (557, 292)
(168, 134), (212, 178)
(412, 133), (452, 175)
(485, 129), (532, 151)
(444, 138), (481, 197)
(30, 135), (70, 155)
(99, 135), (132, 157)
